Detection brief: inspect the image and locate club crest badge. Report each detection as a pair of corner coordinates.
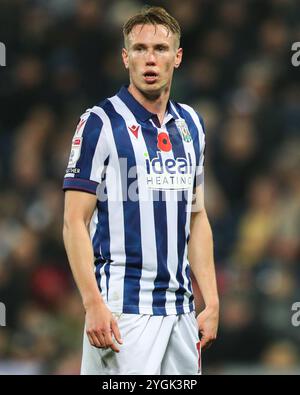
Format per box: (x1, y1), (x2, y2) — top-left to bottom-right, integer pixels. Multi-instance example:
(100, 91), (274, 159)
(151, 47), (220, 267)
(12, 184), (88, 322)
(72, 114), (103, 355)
(175, 119), (192, 143)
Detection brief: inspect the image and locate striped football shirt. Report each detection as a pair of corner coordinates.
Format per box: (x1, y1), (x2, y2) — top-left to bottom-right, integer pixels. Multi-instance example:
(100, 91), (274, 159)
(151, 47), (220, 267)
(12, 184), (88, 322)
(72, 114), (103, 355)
(63, 85), (205, 315)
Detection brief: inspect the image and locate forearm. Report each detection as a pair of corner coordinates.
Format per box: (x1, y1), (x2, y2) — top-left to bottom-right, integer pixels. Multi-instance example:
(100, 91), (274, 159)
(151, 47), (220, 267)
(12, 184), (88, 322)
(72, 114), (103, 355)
(188, 209), (219, 309)
(63, 220), (104, 309)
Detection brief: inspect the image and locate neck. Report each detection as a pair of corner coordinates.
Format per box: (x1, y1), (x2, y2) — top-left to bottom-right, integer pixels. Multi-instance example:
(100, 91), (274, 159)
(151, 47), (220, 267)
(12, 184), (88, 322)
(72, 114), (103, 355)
(128, 83), (170, 126)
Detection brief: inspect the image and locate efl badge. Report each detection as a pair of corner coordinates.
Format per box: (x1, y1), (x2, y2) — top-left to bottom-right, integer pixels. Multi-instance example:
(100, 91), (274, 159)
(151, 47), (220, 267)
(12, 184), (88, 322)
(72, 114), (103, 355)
(68, 136), (83, 167)
(176, 119), (192, 143)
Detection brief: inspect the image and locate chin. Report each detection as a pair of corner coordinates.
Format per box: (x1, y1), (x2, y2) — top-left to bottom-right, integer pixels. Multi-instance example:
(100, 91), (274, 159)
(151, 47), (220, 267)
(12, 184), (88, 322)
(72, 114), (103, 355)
(140, 83), (163, 97)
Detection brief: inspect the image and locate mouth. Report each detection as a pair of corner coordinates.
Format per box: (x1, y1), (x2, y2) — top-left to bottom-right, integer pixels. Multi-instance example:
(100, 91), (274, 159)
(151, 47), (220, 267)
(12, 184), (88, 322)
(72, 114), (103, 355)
(143, 71), (158, 84)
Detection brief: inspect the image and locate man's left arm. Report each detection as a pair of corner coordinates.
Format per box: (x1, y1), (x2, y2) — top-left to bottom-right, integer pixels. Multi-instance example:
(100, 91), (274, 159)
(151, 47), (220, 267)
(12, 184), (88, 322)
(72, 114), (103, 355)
(188, 185), (219, 350)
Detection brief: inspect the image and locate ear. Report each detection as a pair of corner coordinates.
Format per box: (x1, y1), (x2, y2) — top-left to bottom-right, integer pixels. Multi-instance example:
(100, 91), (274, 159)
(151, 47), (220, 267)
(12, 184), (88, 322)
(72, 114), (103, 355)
(174, 47), (183, 69)
(122, 48), (129, 69)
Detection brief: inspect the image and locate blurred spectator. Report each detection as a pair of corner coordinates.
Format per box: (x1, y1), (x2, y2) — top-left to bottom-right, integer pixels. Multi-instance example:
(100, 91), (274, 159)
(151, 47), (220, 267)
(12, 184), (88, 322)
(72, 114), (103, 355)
(232, 175), (279, 267)
(261, 340), (300, 373)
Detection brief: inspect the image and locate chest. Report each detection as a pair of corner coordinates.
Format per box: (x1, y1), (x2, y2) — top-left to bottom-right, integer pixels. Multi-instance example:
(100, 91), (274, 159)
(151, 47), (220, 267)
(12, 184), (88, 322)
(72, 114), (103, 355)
(108, 118), (197, 191)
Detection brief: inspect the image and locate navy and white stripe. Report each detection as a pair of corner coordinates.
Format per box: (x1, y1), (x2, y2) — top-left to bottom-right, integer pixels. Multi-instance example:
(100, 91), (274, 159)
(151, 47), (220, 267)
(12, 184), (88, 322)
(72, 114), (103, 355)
(63, 86), (205, 315)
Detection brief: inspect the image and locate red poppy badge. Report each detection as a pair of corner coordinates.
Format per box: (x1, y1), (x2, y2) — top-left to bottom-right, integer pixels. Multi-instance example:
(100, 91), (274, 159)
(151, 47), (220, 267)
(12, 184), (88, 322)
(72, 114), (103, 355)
(157, 132), (172, 152)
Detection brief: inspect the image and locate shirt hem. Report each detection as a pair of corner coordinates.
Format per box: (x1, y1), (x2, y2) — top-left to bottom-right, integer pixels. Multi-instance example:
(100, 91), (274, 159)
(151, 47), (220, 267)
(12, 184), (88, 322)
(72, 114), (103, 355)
(106, 302), (195, 316)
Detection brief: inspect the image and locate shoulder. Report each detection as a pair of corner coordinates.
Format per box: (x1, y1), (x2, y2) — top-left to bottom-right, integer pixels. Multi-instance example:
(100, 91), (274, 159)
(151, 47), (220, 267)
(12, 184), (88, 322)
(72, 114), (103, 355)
(86, 95), (123, 124)
(73, 100), (113, 145)
(84, 98), (109, 121)
(75, 97), (114, 132)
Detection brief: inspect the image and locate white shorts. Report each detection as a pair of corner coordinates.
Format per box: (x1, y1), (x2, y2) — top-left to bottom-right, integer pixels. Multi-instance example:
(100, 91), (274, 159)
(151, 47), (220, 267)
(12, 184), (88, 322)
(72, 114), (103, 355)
(81, 312), (201, 375)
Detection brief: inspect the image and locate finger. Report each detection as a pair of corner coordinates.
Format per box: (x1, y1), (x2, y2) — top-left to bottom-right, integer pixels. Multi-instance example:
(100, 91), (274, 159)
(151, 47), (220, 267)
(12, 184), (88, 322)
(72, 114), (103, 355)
(90, 331), (103, 348)
(87, 328), (106, 348)
(94, 331), (107, 348)
(110, 341), (120, 353)
(200, 336), (214, 351)
(87, 333), (95, 347)
(104, 331), (120, 353)
(111, 320), (123, 345)
(87, 331), (100, 348)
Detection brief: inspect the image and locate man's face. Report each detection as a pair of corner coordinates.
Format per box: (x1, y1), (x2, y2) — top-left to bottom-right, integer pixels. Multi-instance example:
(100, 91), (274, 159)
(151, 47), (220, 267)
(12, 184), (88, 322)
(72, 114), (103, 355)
(122, 24), (183, 97)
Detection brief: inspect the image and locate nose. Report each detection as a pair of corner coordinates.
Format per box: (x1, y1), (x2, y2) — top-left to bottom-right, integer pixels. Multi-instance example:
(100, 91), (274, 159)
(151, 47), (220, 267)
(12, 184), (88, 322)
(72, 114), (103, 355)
(145, 49), (156, 65)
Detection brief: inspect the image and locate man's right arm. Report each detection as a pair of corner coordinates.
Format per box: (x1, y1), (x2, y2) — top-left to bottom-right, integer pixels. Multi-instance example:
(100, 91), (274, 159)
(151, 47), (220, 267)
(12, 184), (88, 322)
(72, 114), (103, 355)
(63, 190), (123, 352)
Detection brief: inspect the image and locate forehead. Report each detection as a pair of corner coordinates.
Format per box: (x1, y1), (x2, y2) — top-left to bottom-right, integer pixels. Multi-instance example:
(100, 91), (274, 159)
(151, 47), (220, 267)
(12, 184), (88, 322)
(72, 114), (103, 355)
(128, 24), (175, 46)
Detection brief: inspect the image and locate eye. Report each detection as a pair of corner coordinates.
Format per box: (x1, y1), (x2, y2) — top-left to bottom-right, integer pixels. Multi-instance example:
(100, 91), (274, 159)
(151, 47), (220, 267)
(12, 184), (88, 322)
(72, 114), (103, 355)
(134, 46), (145, 52)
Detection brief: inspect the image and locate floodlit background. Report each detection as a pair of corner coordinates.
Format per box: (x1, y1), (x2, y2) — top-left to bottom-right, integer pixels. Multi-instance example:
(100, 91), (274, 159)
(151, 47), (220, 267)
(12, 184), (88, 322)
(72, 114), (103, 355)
(0, 0), (300, 375)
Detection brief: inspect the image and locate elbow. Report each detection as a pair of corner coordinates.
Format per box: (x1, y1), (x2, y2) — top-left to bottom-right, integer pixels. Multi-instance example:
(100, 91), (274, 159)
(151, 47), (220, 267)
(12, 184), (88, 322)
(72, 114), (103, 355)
(62, 213), (90, 237)
(63, 212), (78, 237)
(62, 216), (70, 241)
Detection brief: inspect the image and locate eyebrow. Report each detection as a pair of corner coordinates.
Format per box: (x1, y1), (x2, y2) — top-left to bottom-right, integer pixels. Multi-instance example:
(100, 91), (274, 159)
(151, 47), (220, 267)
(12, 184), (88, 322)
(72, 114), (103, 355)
(131, 43), (170, 49)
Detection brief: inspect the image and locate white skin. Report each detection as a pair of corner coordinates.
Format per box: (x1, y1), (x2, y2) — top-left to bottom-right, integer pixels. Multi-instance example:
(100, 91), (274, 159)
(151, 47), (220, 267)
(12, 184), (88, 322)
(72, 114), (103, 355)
(122, 23), (182, 125)
(63, 23), (218, 354)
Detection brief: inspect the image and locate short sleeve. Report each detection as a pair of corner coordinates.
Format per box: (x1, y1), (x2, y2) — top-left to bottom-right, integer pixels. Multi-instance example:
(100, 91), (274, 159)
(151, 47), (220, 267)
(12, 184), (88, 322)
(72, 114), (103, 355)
(194, 114), (205, 188)
(63, 110), (109, 195)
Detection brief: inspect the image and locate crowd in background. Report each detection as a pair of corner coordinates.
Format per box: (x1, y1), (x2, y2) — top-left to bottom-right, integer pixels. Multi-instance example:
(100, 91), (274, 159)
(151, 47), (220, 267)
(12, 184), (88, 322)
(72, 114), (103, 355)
(0, 0), (299, 374)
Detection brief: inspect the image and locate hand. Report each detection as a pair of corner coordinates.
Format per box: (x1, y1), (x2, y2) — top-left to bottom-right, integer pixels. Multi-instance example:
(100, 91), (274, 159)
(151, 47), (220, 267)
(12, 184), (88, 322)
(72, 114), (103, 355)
(196, 305), (219, 351)
(85, 301), (123, 353)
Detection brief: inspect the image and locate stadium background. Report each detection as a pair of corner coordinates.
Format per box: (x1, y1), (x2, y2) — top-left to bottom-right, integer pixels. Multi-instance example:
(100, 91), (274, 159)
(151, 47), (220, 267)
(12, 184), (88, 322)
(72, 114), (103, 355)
(0, 0), (299, 374)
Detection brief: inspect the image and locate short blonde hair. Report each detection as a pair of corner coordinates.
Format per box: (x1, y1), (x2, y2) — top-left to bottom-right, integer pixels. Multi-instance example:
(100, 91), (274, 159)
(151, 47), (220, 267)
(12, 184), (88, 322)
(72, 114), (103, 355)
(123, 6), (181, 49)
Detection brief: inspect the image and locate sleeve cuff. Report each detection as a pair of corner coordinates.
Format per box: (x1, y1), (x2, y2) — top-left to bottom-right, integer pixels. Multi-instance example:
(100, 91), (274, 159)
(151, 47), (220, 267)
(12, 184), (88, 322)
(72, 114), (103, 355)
(194, 172), (204, 188)
(62, 177), (99, 195)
